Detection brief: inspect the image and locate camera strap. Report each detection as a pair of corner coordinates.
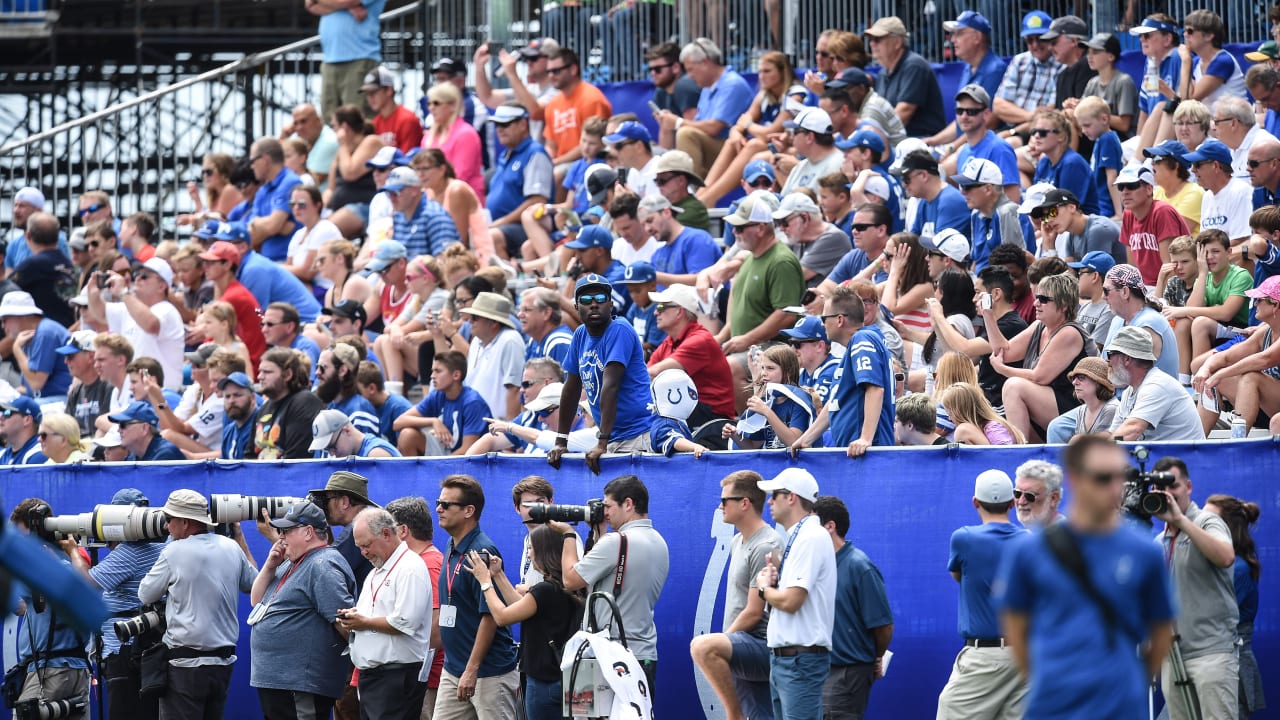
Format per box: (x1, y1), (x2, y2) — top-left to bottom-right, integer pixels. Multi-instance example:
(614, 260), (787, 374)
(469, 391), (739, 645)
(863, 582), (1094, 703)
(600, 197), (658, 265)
(613, 533), (628, 598)
(1043, 524), (1119, 649)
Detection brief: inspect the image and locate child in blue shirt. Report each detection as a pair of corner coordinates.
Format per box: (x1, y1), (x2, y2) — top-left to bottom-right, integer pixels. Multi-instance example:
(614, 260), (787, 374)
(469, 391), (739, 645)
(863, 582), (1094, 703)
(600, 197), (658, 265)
(392, 350), (489, 455)
(723, 345), (816, 450)
(617, 261), (665, 356)
(1075, 96), (1124, 219)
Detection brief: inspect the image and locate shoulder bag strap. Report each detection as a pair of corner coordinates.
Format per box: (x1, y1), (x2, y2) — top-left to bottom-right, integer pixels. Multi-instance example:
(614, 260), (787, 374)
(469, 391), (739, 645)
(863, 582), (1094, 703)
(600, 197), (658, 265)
(1043, 523), (1119, 648)
(613, 533), (628, 598)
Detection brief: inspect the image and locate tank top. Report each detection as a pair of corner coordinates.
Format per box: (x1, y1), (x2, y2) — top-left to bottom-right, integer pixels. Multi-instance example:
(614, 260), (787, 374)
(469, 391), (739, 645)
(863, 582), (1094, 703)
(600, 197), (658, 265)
(328, 165), (378, 210)
(380, 283), (413, 326)
(982, 420), (1017, 445)
(1023, 321), (1091, 405)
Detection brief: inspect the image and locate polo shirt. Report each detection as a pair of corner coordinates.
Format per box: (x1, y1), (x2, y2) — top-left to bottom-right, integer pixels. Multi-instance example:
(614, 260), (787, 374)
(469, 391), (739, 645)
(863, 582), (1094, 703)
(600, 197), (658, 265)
(23, 317), (73, 397)
(252, 167), (302, 261)
(489, 137), (554, 221)
(90, 540), (166, 657)
(466, 327), (525, 421)
(766, 515), (836, 649)
(828, 248), (889, 285)
(352, 542), (432, 669)
(1161, 502), (1238, 658)
(393, 192), (460, 257)
(948, 522), (1026, 639)
(440, 527), (518, 677)
(878, 51), (945, 137)
(694, 69), (755, 139)
(4, 229), (70, 273)
(653, 74), (701, 117)
(140, 433), (184, 461)
(317, 0), (384, 62)
(563, 321), (652, 441)
(830, 542), (893, 665)
(648, 321), (736, 417)
(138, 532), (257, 657)
(961, 50), (1009, 102)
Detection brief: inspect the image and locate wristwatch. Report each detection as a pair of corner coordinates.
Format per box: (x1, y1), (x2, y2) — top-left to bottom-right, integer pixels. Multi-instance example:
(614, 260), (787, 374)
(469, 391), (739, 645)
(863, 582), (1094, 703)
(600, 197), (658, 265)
(757, 586), (767, 600)
(596, 431), (610, 441)
(480, 582), (493, 592)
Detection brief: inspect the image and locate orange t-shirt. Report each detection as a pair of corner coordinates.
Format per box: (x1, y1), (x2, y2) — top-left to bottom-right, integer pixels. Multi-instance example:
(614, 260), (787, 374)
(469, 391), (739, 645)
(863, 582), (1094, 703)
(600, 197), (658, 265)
(543, 82), (612, 159)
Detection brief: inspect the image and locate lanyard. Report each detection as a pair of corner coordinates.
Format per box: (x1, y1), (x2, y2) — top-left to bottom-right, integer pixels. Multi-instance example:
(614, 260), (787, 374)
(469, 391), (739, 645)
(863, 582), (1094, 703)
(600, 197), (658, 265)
(370, 549), (407, 608)
(778, 515), (810, 576)
(1164, 527), (1180, 568)
(268, 549), (313, 603)
(521, 537), (533, 581)
(446, 546), (472, 603)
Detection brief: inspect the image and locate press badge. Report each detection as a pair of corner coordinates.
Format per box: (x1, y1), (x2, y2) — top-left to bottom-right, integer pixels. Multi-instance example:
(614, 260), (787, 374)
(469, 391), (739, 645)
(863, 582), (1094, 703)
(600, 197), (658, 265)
(246, 602), (268, 626)
(439, 605), (457, 628)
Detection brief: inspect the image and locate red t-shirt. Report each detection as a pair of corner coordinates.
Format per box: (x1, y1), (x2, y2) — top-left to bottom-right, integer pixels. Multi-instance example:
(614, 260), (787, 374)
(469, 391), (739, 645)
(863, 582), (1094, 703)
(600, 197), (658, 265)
(418, 544), (445, 688)
(374, 105), (424, 154)
(133, 244), (156, 262)
(1012, 289), (1036, 325)
(1122, 200), (1188, 286)
(221, 279), (266, 371)
(648, 321), (737, 418)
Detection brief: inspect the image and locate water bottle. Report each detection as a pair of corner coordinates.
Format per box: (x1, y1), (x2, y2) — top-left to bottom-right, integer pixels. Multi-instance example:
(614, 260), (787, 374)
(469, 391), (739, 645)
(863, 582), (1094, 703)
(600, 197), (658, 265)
(1231, 417), (1248, 439)
(1143, 56), (1159, 94)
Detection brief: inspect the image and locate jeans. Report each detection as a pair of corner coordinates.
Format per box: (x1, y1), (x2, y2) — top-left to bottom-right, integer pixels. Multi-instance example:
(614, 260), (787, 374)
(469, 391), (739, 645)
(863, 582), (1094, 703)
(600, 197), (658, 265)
(1045, 412), (1075, 444)
(524, 676), (562, 720)
(770, 651), (829, 720)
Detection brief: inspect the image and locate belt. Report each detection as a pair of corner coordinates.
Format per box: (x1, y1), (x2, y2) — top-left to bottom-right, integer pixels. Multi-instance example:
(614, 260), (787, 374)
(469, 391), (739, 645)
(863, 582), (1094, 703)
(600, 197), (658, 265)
(965, 638), (1006, 648)
(771, 645), (828, 657)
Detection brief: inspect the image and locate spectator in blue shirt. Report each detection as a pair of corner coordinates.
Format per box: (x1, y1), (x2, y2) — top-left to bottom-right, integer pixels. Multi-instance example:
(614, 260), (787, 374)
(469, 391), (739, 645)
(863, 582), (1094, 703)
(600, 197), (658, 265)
(393, 350), (490, 456)
(951, 158), (1028, 271)
(951, 85), (1021, 201)
(895, 151), (971, 243)
(261, 302), (323, 372)
(1031, 108), (1100, 215)
(386, 166), (459, 256)
(639, 194), (721, 288)
(563, 225), (632, 315)
(0, 397), (48, 465)
(617, 262), (666, 355)
(1132, 15), (1183, 150)
(6, 186), (70, 275)
(108, 400), (185, 461)
(487, 104), (554, 260)
(215, 221), (321, 322)
(823, 202), (894, 290)
(356, 360), (412, 445)
(656, 38), (753, 177)
(1, 290), (73, 399)
(926, 12), (1007, 150)
(1074, 96), (1124, 218)
(217, 372), (259, 460)
(247, 137), (302, 262)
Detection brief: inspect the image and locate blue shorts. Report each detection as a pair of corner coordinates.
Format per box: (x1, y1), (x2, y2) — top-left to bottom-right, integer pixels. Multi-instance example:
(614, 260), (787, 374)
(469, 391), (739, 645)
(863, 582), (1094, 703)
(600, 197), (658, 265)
(728, 631), (771, 682)
(340, 202), (370, 224)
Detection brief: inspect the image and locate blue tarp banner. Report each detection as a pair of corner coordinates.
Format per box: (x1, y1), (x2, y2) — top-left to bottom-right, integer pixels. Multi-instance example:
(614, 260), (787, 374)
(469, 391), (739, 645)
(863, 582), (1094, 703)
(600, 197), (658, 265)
(3, 441), (1277, 717)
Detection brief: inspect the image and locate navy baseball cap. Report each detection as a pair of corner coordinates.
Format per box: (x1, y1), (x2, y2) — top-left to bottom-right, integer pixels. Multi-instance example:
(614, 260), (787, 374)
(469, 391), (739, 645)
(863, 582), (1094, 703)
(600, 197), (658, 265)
(564, 224), (614, 250)
(781, 315), (828, 343)
(1143, 139), (1191, 168)
(835, 128), (885, 155)
(1068, 250), (1117, 276)
(603, 121), (653, 145)
(108, 400), (159, 427)
(619, 262), (657, 284)
(574, 273), (613, 295)
(825, 67), (871, 90)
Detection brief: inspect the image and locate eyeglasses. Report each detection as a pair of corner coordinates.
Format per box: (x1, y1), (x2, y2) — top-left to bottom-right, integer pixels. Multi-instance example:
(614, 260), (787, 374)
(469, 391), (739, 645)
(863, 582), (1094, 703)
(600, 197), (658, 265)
(435, 499), (470, 509)
(202, 169), (215, 177)
(860, 297), (878, 306)
(249, 154), (265, 163)
(927, 250), (946, 259)
(415, 164), (438, 172)
(1012, 489), (1039, 503)
(1115, 183), (1142, 192)
(578, 293), (609, 305)
(78, 204), (103, 217)
(288, 200), (309, 207)
(954, 107), (984, 117)
(1211, 116), (1237, 125)
(1040, 205), (1060, 219)
(455, 295), (474, 306)
(819, 313), (847, 321)
(262, 320), (284, 327)
(1075, 268), (1097, 277)
(1258, 297), (1279, 306)
(647, 63), (672, 73)
(1024, 35), (1045, 45)
(1031, 128), (1059, 138)
(788, 340), (817, 349)
(1034, 294), (1054, 305)
(851, 222), (876, 232)
(1102, 286), (1115, 296)
(546, 66), (568, 75)
(719, 496), (746, 506)
(1173, 120), (1201, 127)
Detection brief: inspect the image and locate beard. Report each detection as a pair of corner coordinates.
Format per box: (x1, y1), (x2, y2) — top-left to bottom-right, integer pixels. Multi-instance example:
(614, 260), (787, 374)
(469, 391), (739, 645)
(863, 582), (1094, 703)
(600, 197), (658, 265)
(1108, 365), (1131, 389)
(315, 372), (341, 403)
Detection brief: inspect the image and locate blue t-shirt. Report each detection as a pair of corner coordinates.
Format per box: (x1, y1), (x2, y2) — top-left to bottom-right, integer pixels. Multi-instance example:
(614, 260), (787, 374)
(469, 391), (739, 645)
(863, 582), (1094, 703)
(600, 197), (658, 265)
(961, 51), (1009, 103)
(625, 303), (666, 348)
(24, 318), (73, 398)
(329, 393), (380, 437)
(828, 249), (889, 286)
(238, 250), (322, 323)
(253, 167), (303, 261)
(651, 227), (721, 285)
(375, 393), (413, 444)
(440, 528), (519, 677)
(1233, 556), (1258, 624)
(956, 131), (1019, 187)
(1090, 131), (1124, 218)
(828, 325), (895, 448)
(141, 434), (185, 461)
(221, 414), (257, 459)
(947, 522), (1026, 639)
(830, 542), (894, 665)
(356, 433), (401, 457)
(695, 70), (755, 139)
(997, 525), (1175, 720)
(317, 0), (384, 63)
(910, 185), (970, 242)
(1034, 149), (1100, 215)
(650, 413), (693, 457)
(291, 334), (323, 376)
(741, 384), (815, 449)
(799, 354), (840, 406)
(413, 386), (491, 452)
(601, 259), (634, 317)
(525, 324), (574, 365)
(563, 158), (591, 214)
(563, 321), (652, 441)
(4, 230), (69, 272)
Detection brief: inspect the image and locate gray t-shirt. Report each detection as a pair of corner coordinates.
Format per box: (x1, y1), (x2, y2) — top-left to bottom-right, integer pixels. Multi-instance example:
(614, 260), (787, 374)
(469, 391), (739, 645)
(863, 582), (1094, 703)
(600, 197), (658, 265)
(790, 225), (852, 287)
(139, 533), (256, 661)
(724, 524), (784, 638)
(1109, 368), (1204, 441)
(1161, 502), (1238, 658)
(1083, 73), (1139, 124)
(1076, 298), (1115, 354)
(574, 519), (669, 661)
(1060, 215), (1123, 263)
(250, 547), (356, 698)
(779, 149), (845, 197)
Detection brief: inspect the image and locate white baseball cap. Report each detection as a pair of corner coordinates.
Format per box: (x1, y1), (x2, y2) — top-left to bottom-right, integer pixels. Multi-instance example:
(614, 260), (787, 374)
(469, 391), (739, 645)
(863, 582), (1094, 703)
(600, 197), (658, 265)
(974, 469), (1014, 503)
(758, 468), (819, 503)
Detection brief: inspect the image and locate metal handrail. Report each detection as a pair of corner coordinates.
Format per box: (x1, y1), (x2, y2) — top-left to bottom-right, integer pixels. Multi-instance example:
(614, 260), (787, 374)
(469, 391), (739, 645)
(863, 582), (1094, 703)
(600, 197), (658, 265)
(0, 0), (423, 157)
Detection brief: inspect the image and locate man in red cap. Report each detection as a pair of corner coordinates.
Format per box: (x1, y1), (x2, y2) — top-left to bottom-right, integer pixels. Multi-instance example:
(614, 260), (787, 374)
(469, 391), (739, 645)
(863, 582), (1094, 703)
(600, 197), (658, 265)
(199, 241), (266, 371)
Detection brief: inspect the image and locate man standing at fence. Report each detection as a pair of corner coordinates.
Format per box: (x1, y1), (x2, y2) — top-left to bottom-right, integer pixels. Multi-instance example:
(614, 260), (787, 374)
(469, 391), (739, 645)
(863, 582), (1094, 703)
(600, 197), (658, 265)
(755, 468), (836, 720)
(998, 436), (1174, 718)
(310, 0), (386, 118)
(936, 470), (1027, 719)
(434, 474), (520, 719)
(690, 470), (783, 720)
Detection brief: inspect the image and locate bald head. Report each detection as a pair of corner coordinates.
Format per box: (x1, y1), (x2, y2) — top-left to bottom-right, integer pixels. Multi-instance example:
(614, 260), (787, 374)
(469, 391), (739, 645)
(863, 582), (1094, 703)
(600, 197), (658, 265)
(291, 104), (323, 143)
(1248, 141), (1280, 189)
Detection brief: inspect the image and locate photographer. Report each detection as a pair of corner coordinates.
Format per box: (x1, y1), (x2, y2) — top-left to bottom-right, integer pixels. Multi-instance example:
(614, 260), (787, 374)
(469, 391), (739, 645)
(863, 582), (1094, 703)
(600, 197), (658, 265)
(64, 489), (165, 720)
(509, 476), (582, 594)
(138, 490), (257, 719)
(560, 474), (669, 695)
(1152, 456), (1239, 720)
(6, 498), (92, 720)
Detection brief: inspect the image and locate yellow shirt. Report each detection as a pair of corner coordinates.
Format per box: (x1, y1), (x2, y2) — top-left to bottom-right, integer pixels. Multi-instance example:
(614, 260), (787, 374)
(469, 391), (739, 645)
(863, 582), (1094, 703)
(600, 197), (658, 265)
(1154, 182), (1205, 234)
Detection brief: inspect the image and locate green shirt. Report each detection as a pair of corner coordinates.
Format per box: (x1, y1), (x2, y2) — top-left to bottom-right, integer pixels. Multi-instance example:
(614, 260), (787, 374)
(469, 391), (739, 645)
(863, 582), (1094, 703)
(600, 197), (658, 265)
(728, 240), (804, 339)
(674, 195), (711, 232)
(1204, 264), (1251, 327)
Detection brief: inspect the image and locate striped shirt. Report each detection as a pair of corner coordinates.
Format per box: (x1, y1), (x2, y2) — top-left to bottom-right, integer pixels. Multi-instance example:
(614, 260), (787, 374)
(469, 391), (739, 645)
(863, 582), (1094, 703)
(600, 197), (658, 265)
(393, 193), (460, 257)
(997, 52), (1063, 112)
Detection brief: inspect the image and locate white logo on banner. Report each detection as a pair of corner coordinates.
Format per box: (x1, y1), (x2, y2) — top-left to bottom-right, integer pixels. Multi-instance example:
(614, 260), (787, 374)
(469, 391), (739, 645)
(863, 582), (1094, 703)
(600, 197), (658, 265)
(691, 507), (737, 719)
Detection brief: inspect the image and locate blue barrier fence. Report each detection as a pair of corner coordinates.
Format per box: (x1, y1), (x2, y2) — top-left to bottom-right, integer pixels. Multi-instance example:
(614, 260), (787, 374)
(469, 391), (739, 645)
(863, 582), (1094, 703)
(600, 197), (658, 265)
(3, 442), (1278, 718)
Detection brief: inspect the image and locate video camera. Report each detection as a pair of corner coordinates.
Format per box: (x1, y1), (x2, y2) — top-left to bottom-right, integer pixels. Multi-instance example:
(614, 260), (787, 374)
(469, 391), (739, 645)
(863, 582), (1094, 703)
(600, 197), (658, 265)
(1121, 445), (1178, 521)
(113, 603), (165, 643)
(209, 495), (307, 524)
(526, 499), (605, 525)
(41, 505), (167, 544)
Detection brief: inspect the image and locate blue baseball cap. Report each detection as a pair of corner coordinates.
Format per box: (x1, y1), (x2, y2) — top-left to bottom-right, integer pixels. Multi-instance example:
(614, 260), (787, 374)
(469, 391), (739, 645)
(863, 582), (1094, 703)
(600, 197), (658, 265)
(212, 221), (250, 244)
(194, 219), (220, 240)
(108, 400), (159, 427)
(781, 315), (828, 343)
(619, 261), (657, 284)
(1068, 250), (1117, 276)
(603, 121), (653, 145)
(1181, 139), (1233, 166)
(1143, 139), (1192, 168)
(217, 371), (253, 391)
(743, 159), (775, 184)
(0, 396), (41, 421)
(111, 488), (149, 506)
(574, 273), (613, 295)
(564, 224), (614, 250)
(1021, 10), (1052, 37)
(365, 241), (408, 273)
(944, 10), (992, 35)
(836, 128), (886, 156)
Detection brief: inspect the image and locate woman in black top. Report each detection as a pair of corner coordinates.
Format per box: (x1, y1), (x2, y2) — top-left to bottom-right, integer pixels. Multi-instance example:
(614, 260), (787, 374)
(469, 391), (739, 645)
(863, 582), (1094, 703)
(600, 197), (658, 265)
(466, 525), (583, 720)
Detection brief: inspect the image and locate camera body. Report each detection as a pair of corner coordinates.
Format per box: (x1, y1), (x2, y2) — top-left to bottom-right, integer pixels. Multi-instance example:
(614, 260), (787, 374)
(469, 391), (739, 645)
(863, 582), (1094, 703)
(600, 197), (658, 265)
(1121, 446), (1177, 521)
(13, 697), (87, 720)
(526, 499), (605, 525)
(209, 495), (307, 524)
(114, 604), (165, 642)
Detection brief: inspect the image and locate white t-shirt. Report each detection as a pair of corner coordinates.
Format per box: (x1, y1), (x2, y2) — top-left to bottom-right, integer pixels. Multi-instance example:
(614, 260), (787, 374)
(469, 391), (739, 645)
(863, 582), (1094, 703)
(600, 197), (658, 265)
(175, 384), (226, 451)
(626, 155), (661, 199)
(779, 149), (844, 196)
(106, 300), (185, 391)
(1199, 177), (1253, 241)
(287, 219), (343, 289)
(465, 327), (525, 420)
(1109, 367), (1205, 442)
(766, 514), (836, 649)
(612, 236), (661, 266)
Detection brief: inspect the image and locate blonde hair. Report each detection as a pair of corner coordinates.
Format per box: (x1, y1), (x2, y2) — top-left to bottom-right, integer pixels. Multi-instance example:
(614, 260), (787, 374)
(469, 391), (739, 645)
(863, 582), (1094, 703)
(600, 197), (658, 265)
(427, 83), (462, 107)
(940, 382), (1025, 444)
(1168, 234), (1197, 258)
(41, 412), (87, 454)
(934, 351), (978, 393)
(202, 301), (240, 337)
(1074, 95), (1110, 121)
(324, 239), (357, 271)
(439, 242), (480, 279)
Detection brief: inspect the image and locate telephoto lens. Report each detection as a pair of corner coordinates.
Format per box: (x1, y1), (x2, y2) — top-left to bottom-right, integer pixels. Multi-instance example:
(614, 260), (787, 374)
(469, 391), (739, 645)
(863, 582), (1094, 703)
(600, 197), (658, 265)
(113, 607), (164, 642)
(13, 697), (87, 720)
(42, 506), (166, 543)
(209, 495), (308, 523)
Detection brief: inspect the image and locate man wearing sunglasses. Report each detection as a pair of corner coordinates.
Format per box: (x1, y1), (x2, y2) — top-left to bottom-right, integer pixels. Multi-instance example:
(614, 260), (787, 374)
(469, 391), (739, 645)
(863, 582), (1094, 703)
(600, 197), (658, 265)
(998, 436), (1175, 720)
(1012, 459), (1064, 529)
(1032, 187), (1123, 263)
(647, 283), (736, 422)
(1117, 163), (1189, 285)
(0, 396), (46, 465)
(643, 42), (700, 126)
(1245, 139), (1280, 208)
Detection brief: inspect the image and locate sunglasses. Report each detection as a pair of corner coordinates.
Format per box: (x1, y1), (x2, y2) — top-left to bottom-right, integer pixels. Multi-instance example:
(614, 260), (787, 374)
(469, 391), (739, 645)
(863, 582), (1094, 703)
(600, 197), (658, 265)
(261, 320), (284, 327)
(789, 340), (817, 349)
(719, 496), (746, 506)
(749, 178), (774, 188)
(819, 312), (847, 321)
(546, 66), (568, 75)
(435, 499), (469, 509)
(1025, 36), (1045, 45)
(37, 431), (53, 441)
(647, 63), (672, 73)
(1034, 294), (1054, 305)
(1012, 489), (1039, 503)
(655, 174), (679, 185)
(954, 107), (984, 117)
(1040, 205), (1060, 219)
(578, 293), (609, 305)
(851, 223), (876, 232)
(88, 241), (100, 249)
(771, 490), (793, 500)
(1031, 128), (1058, 138)
(202, 169), (215, 177)
(288, 200), (309, 207)
(654, 303), (676, 314)
(78, 204), (103, 217)
(521, 379), (542, 388)
(1248, 158), (1277, 169)
(535, 407), (557, 419)
(1115, 183), (1142, 192)
(1087, 471), (1122, 485)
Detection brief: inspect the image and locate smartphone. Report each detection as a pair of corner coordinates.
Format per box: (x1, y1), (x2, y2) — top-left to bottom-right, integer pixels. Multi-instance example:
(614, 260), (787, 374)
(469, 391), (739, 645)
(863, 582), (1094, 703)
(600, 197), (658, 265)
(96, 271), (109, 289)
(647, 100), (661, 116)
(801, 289), (818, 306)
(767, 142), (778, 154)
(979, 292), (992, 310)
